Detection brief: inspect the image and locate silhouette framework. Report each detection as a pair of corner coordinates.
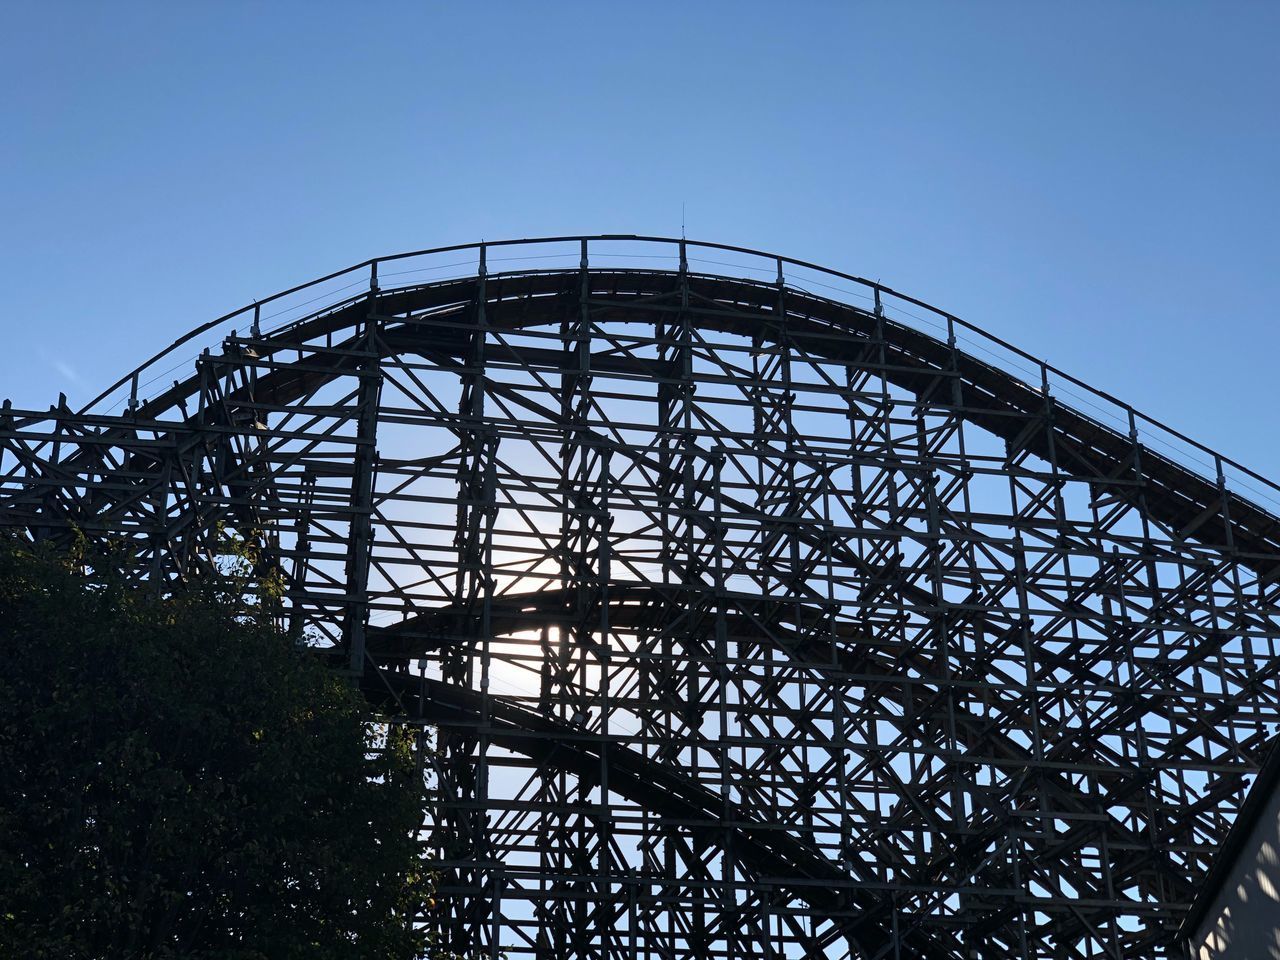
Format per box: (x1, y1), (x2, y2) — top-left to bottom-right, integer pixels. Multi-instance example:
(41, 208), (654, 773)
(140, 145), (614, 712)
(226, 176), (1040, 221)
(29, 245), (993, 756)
(3, 236), (1279, 958)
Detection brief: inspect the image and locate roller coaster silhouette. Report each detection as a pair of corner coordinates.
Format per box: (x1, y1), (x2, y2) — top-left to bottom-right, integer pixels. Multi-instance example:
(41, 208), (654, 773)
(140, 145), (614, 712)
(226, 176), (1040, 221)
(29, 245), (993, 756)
(5, 236), (1277, 958)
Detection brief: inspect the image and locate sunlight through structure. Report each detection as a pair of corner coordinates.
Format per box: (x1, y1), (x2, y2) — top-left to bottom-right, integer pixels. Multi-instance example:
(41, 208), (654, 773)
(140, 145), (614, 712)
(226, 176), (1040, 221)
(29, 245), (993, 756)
(4, 236), (1280, 958)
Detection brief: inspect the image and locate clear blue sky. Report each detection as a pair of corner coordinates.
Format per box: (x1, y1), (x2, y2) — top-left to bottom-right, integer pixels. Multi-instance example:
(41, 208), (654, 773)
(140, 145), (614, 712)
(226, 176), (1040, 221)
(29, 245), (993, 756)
(3, 2), (1278, 477)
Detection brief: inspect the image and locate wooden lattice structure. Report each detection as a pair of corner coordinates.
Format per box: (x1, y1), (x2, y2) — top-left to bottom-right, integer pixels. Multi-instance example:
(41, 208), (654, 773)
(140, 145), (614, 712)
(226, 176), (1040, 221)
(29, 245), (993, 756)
(4, 236), (1280, 958)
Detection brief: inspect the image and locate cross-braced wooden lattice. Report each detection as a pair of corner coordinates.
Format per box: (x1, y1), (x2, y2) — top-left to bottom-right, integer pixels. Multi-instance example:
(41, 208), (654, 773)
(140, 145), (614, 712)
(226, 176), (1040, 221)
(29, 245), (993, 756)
(4, 237), (1279, 959)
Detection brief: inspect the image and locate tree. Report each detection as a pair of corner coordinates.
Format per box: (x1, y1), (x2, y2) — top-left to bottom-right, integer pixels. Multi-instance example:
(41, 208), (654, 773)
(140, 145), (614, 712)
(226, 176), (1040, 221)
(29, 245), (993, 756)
(0, 538), (432, 960)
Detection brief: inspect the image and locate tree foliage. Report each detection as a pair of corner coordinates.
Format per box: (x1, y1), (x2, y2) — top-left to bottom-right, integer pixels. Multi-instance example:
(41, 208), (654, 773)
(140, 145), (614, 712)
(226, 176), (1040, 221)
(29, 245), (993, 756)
(0, 539), (431, 959)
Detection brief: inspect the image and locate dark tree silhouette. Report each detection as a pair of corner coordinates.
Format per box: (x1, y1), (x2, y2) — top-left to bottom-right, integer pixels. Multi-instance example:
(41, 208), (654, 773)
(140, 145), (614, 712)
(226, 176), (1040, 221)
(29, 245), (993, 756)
(0, 539), (433, 960)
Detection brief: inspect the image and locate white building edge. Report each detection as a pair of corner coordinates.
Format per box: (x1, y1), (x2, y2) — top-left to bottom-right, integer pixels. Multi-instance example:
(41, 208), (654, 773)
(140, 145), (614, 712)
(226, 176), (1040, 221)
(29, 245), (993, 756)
(1180, 742), (1280, 958)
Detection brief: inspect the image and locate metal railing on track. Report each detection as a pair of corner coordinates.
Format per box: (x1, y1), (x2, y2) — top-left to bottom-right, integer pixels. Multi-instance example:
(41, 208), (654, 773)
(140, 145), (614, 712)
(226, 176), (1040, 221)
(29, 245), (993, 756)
(79, 234), (1280, 516)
